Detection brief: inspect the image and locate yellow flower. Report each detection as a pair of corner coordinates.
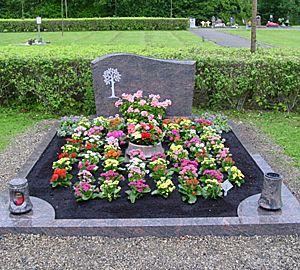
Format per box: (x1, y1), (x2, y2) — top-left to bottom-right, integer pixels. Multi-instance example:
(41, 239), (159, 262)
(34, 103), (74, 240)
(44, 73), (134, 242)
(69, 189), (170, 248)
(104, 159), (119, 167)
(168, 123), (180, 130)
(170, 144), (183, 151)
(132, 131), (142, 139)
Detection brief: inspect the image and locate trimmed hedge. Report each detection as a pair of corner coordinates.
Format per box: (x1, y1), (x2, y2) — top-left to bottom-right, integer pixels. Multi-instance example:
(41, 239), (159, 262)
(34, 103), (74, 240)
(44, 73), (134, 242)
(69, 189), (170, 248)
(0, 18), (189, 32)
(0, 46), (299, 115)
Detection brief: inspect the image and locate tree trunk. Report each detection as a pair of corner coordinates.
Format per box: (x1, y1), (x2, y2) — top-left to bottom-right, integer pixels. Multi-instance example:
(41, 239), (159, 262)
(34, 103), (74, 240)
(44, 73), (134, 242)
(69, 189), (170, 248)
(251, 0), (257, 53)
(65, 0), (68, 18)
(61, 0), (64, 37)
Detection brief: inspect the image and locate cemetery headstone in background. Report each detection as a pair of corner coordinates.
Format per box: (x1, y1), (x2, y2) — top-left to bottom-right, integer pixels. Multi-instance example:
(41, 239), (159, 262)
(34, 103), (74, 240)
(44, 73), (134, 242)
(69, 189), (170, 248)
(91, 53), (196, 117)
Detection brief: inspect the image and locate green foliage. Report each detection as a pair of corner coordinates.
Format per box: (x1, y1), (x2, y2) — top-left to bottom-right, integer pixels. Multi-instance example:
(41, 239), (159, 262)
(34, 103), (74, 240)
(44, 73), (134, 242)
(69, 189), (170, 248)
(0, 18), (189, 32)
(258, 0), (300, 24)
(192, 48), (300, 113)
(1, 0), (299, 25)
(0, 45), (299, 115)
(0, 0), (252, 24)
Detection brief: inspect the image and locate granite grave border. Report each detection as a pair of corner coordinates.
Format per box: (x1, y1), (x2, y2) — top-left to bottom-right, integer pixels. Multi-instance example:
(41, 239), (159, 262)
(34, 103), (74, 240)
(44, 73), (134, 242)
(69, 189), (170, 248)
(0, 121), (299, 237)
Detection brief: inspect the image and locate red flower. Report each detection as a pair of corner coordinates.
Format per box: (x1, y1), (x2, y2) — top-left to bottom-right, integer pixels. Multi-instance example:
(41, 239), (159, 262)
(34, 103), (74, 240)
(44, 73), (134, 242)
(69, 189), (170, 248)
(50, 174), (59, 183)
(54, 168), (67, 178)
(141, 132), (151, 139)
(149, 124), (154, 129)
(66, 138), (82, 144)
(58, 152), (69, 159)
(86, 143), (97, 150)
(70, 153), (77, 158)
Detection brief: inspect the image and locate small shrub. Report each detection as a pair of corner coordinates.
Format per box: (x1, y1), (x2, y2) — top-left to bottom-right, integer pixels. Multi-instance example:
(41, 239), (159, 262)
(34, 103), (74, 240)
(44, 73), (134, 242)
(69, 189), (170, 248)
(0, 18), (189, 32)
(0, 46), (299, 114)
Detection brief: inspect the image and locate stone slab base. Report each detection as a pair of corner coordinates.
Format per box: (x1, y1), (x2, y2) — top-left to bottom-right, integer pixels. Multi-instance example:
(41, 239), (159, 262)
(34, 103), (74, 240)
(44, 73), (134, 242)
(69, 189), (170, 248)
(0, 121), (299, 237)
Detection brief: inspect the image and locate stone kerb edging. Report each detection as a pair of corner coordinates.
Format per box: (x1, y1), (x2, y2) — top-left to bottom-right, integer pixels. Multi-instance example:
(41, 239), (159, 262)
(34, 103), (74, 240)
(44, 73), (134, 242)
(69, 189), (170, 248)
(0, 121), (299, 237)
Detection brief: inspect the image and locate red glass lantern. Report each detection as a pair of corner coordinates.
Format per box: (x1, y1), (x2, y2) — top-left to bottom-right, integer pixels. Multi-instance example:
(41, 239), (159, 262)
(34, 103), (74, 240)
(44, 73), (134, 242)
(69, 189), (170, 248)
(8, 178), (32, 214)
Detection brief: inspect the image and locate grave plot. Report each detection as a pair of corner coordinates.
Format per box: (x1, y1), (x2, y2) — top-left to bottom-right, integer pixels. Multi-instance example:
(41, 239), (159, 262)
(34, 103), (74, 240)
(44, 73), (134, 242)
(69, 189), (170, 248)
(26, 108), (263, 219)
(1, 53), (299, 237)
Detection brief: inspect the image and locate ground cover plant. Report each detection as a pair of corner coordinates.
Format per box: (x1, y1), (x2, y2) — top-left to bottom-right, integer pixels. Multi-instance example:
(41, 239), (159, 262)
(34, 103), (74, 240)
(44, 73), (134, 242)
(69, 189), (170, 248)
(222, 29), (300, 48)
(49, 91), (245, 205)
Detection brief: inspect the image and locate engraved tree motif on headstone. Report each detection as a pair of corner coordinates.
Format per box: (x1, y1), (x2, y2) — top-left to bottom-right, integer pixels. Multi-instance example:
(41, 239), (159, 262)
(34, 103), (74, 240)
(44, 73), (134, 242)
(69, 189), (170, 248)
(103, 68), (121, 98)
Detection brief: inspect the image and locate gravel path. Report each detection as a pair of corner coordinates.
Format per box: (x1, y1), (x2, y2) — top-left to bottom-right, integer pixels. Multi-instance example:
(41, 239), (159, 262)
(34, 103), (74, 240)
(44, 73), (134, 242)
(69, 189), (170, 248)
(0, 119), (299, 269)
(190, 28), (273, 48)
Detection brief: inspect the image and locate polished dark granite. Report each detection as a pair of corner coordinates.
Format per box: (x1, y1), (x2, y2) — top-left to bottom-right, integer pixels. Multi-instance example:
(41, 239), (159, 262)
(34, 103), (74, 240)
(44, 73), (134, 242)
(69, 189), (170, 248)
(91, 53), (196, 117)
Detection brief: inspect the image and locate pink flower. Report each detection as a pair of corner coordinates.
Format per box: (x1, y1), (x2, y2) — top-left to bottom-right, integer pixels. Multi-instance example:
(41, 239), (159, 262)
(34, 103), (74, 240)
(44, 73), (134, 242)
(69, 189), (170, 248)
(86, 165), (96, 171)
(127, 124), (136, 134)
(127, 107), (134, 113)
(134, 90), (143, 98)
(148, 114), (154, 121)
(115, 100), (123, 107)
(149, 94), (160, 100)
(122, 93), (134, 102)
(139, 99), (147, 106)
(82, 182), (91, 192)
(134, 108), (140, 113)
(141, 111), (148, 117)
(75, 187), (81, 197)
(151, 99), (159, 107)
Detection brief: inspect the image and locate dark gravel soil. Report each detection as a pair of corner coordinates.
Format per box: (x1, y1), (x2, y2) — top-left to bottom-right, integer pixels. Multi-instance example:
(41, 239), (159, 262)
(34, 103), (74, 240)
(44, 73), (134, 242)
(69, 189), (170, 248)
(27, 131), (263, 219)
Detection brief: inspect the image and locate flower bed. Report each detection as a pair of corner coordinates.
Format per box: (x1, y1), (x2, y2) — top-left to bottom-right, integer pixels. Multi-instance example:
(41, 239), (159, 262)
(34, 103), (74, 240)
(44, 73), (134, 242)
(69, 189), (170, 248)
(26, 91), (264, 218)
(50, 91), (246, 204)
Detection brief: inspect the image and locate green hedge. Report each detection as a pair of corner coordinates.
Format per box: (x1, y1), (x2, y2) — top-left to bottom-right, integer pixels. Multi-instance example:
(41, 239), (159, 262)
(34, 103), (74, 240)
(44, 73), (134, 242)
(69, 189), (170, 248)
(0, 46), (299, 115)
(0, 18), (189, 32)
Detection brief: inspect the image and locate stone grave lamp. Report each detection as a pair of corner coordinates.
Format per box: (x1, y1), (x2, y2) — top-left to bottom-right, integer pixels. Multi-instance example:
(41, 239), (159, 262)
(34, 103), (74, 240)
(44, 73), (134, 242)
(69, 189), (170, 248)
(8, 178), (33, 214)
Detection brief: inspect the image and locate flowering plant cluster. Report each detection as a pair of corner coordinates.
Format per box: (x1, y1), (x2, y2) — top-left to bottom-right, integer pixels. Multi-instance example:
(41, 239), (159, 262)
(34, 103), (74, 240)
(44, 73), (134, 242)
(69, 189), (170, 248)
(115, 90), (171, 124)
(127, 122), (164, 146)
(149, 152), (175, 198)
(167, 144), (189, 172)
(74, 181), (99, 202)
(57, 115), (86, 137)
(200, 169), (224, 199)
(98, 170), (124, 202)
(50, 168), (73, 188)
(125, 150), (150, 203)
(74, 151), (99, 201)
(178, 160), (202, 204)
(102, 137), (125, 171)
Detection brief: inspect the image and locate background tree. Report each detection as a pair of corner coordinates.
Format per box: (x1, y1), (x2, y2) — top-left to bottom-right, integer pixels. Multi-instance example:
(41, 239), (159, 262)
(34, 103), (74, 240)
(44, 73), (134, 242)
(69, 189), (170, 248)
(1, 0), (298, 25)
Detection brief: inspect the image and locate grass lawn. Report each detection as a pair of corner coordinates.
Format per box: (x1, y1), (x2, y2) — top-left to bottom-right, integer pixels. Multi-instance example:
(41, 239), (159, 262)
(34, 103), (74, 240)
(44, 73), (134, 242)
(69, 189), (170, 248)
(222, 29), (300, 48)
(0, 31), (214, 48)
(227, 111), (300, 169)
(194, 109), (300, 169)
(0, 108), (52, 152)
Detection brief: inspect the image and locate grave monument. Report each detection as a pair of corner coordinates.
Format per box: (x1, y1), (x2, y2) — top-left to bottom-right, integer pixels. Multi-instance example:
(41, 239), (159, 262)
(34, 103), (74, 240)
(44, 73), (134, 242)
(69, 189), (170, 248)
(91, 53), (196, 117)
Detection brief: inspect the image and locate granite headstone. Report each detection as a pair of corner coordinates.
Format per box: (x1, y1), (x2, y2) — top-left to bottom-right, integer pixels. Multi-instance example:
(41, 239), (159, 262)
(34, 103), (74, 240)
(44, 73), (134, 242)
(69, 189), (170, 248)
(91, 53), (196, 117)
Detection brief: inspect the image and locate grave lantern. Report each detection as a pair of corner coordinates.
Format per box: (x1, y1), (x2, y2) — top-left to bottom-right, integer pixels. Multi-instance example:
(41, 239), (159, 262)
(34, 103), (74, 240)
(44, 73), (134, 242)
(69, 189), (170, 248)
(258, 172), (283, 210)
(8, 178), (33, 214)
